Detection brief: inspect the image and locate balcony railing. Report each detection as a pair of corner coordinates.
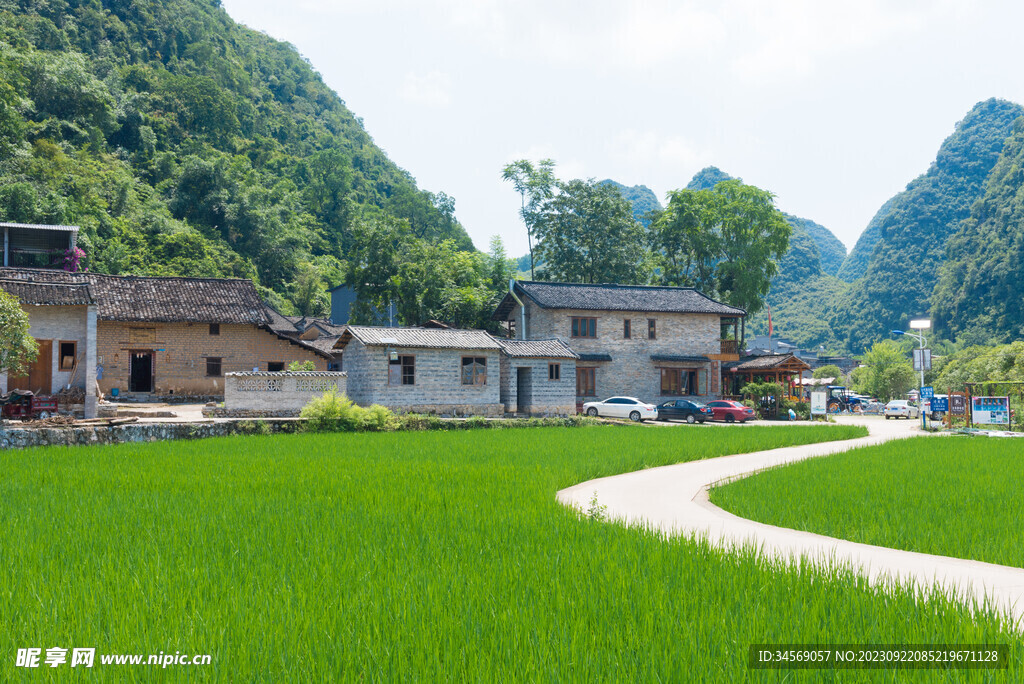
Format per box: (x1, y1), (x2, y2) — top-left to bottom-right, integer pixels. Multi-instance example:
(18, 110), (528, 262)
(720, 339), (739, 355)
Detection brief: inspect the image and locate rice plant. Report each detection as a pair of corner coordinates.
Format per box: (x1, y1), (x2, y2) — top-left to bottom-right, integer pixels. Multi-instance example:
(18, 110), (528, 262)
(2, 425), (1019, 681)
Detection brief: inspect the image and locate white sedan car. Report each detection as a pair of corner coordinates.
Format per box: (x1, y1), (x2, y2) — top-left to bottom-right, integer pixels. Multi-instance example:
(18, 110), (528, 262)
(883, 400), (919, 419)
(583, 396), (658, 422)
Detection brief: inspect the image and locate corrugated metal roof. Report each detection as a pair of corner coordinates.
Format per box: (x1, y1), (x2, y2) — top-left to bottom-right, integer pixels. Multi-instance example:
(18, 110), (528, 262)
(493, 281), (745, 319)
(0, 279), (93, 306)
(493, 337), (579, 359)
(0, 222), (79, 232)
(344, 325), (503, 350)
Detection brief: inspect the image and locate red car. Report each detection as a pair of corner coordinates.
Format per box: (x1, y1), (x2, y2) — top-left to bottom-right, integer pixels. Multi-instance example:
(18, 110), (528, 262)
(705, 400), (757, 423)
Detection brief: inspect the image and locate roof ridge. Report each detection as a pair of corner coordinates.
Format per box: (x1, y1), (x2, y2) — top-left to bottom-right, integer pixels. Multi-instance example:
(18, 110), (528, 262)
(520, 280), (699, 292)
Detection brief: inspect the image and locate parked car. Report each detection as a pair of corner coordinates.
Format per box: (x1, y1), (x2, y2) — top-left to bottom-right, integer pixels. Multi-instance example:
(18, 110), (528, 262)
(656, 399), (714, 424)
(583, 396), (658, 422)
(883, 400), (919, 420)
(704, 400), (757, 423)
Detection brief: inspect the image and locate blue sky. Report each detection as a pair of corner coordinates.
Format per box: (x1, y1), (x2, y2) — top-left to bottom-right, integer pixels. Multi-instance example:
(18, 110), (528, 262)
(221, 0), (1024, 256)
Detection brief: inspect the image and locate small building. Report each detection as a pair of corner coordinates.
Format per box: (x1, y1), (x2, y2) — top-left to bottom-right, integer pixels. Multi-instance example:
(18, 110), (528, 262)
(723, 354), (812, 400)
(1, 222), (78, 269)
(0, 267), (330, 401)
(492, 281), (745, 406)
(0, 275), (98, 418)
(495, 338), (578, 416)
(335, 325), (504, 416)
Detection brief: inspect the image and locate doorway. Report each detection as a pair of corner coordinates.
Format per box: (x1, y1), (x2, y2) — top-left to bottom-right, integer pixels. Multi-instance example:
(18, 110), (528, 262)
(516, 367), (532, 414)
(8, 338), (52, 394)
(129, 351), (154, 392)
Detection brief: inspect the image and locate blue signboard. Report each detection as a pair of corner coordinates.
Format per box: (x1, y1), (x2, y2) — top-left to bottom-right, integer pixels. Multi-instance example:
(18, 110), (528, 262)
(920, 386), (934, 399)
(930, 397), (948, 412)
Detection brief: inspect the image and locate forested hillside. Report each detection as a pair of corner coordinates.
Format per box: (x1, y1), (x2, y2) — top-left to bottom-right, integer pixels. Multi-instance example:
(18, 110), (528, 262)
(597, 180), (661, 226)
(932, 118), (1024, 343)
(0, 0), (471, 314)
(830, 98), (1024, 352)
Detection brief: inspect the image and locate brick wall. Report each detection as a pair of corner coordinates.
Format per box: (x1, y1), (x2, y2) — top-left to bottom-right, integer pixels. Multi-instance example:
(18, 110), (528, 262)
(344, 341), (502, 416)
(520, 300), (722, 405)
(499, 356), (576, 415)
(97, 321), (326, 398)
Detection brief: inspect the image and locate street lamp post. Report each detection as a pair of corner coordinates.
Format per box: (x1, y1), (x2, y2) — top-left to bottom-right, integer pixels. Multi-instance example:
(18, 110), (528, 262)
(892, 318), (931, 430)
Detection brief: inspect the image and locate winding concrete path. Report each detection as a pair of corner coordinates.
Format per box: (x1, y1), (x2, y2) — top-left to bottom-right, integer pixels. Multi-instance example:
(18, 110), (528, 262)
(558, 416), (1024, 628)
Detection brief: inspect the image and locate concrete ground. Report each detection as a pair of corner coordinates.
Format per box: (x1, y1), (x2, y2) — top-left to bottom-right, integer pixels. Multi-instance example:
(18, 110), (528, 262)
(558, 415), (1024, 629)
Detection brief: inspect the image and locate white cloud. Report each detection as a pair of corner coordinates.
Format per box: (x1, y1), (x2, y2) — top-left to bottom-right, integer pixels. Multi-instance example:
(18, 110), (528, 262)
(610, 129), (708, 172)
(399, 70), (453, 107)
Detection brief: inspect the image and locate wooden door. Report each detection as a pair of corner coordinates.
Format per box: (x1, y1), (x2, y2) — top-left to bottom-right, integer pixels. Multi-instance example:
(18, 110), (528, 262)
(8, 339), (52, 394)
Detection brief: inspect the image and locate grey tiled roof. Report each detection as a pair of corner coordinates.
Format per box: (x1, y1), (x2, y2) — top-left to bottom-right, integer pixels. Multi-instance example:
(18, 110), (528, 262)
(0, 279), (93, 306)
(650, 354), (710, 363)
(724, 354), (811, 371)
(226, 371), (346, 377)
(493, 281), (745, 319)
(577, 352), (613, 362)
(493, 337), (579, 359)
(0, 268), (269, 324)
(343, 325), (503, 350)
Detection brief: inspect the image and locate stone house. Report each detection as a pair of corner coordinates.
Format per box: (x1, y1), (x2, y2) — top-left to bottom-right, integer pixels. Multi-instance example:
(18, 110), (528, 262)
(335, 325), (506, 416)
(0, 275), (98, 418)
(0, 267), (330, 401)
(495, 338), (578, 416)
(492, 281), (745, 406)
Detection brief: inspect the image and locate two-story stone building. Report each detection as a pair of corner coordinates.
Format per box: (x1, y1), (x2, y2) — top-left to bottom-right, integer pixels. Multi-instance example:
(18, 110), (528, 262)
(492, 281), (745, 406)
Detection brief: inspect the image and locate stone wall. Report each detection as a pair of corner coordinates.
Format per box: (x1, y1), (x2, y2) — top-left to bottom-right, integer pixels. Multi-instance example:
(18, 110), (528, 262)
(499, 356), (576, 415)
(222, 371), (347, 416)
(344, 342), (502, 416)
(0, 420), (304, 450)
(97, 321), (326, 399)
(519, 300), (721, 405)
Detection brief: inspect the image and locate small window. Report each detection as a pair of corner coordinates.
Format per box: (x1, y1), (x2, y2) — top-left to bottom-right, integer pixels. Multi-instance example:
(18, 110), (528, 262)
(462, 356), (487, 385)
(59, 341), (77, 371)
(206, 357), (222, 377)
(209, 323), (220, 336)
(267, 362), (285, 372)
(648, 319), (656, 340)
(660, 368), (682, 395)
(623, 319), (631, 339)
(389, 355), (415, 385)
(571, 317), (597, 338)
(576, 367), (596, 396)
(327, 362), (341, 372)
(548, 362), (560, 380)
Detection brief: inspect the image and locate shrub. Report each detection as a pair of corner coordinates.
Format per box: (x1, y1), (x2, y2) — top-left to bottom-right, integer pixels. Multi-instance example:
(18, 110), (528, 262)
(363, 404), (398, 432)
(288, 360), (316, 372)
(300, 389), (366, 432)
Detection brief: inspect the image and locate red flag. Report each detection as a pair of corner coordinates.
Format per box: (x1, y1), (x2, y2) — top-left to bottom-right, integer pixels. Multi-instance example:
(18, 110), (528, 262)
(767, 303), (773, 337)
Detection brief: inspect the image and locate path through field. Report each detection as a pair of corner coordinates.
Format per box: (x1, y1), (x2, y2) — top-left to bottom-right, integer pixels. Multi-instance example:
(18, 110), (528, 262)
(558, 416), (1024, 629)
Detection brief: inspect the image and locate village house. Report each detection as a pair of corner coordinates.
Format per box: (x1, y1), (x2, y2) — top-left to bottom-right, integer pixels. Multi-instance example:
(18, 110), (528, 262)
(1, 267), (330, 402)
(492, 281), (746, 406)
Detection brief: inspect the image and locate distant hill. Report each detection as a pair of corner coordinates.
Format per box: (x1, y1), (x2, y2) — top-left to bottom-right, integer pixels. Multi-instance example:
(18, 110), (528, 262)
(686, 166), (735, 191)
(797, 216), (847, 277)
(830, 98), (1024, 352)
(835, 196), (897, 282)
(932, 117), (1024, 343)
(597, 180), (662, 226)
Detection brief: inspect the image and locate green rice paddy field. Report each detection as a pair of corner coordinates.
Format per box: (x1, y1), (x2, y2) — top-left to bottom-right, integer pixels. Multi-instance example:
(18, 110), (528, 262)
(2, 425), (1021, 681)
(712, 436), (1024, 569)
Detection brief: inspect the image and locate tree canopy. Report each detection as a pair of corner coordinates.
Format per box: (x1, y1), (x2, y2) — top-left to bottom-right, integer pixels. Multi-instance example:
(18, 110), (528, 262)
(0, 291), (37, 376)
(850, 341), (915, 401)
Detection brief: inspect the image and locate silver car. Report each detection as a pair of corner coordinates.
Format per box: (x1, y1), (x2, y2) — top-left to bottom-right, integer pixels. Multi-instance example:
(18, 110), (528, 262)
(883, 400), (919, 420)
(583, 396), (658, 422)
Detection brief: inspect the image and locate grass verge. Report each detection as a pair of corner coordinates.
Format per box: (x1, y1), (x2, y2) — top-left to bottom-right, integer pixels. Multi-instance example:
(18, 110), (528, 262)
(4, 424), (1021, 681)
(711, 435), (1024, 569)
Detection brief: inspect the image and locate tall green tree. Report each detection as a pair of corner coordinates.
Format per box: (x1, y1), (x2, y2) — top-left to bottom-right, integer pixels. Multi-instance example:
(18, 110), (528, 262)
(533, 179), (648, 285)
(851, 341), (915, 400)
(502, 159), (556, 279)
(649, 179), (790, 315)
(0, 291), (38, 377)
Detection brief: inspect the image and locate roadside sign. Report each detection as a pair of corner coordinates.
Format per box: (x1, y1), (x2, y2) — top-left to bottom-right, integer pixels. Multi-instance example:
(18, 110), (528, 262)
(920, 386), (934, 399)
(810, 390), (827, 416)
(950, 394), (967, 415)
(913, 349), (932, 372)
(930, 397), (948, 412)
(972, 396), (1010, 425)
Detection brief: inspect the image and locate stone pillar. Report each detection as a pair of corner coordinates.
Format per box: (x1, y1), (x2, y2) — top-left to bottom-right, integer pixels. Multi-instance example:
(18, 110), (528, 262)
(84, 305), (97, 419)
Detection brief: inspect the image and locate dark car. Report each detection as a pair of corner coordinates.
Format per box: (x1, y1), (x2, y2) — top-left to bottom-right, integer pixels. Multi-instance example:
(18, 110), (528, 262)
(656, 399), (714, 424)
(705, 400), (757, 423)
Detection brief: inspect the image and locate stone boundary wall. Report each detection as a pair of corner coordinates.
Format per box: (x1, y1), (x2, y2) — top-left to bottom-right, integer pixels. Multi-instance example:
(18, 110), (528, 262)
(0, 420), (305, 450)
(223, 371), (347, 417)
